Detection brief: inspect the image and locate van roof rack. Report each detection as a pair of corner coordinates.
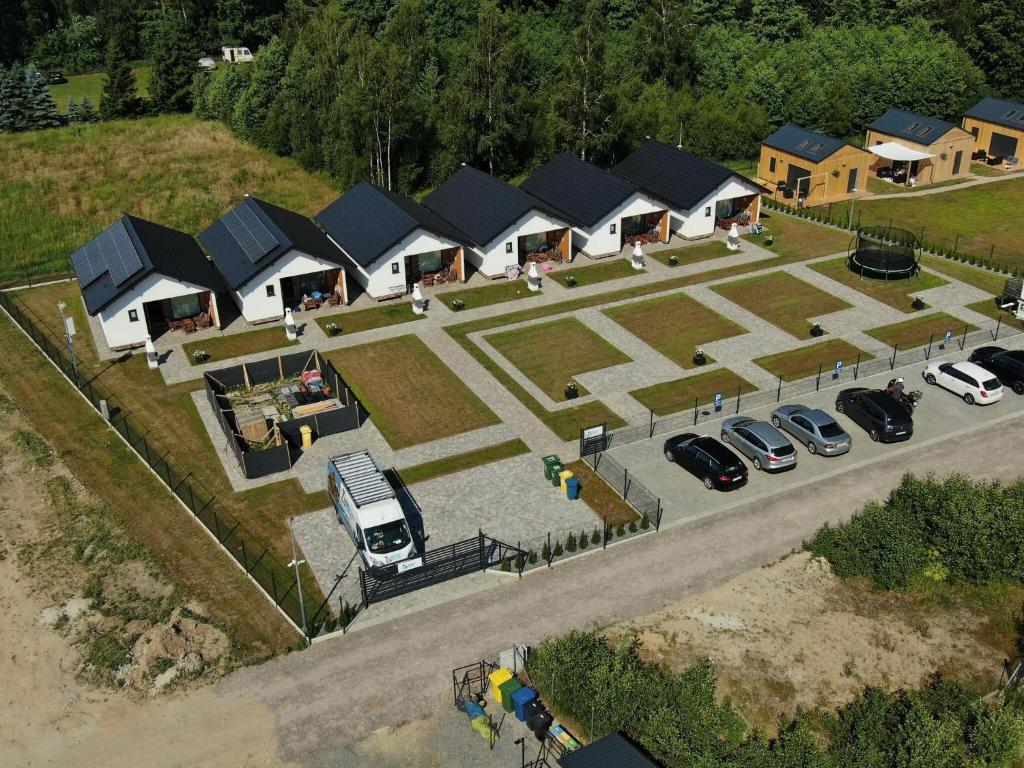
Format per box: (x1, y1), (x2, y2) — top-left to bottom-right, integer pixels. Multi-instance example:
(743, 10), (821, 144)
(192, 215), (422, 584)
(330, 451), (395, 507)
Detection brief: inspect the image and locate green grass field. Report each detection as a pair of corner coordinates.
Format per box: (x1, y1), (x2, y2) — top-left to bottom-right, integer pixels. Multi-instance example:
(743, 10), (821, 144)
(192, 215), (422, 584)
(47, 66), (152, 112)
(314, 303), (424, 336)
(630, 367), (754, 416)
(437, 280), (536, 310)
(0, 115), (339, 284)
(649, 240), (732, 268)
(603, 293), (746, 368)
(865, 312), (978, 350)
(183, 327), (298, 365)
(326, 335), (500, 449)
(550, 259), (642, 288)
(712, 271), (851, 338)
(754, 339), (871, 381)
(486, 317), (631, 401)
(865, 176), (968, 195)
(743, 211), (852, 261)
(398, 439), (530, 485)
(808, 257), (948, 312)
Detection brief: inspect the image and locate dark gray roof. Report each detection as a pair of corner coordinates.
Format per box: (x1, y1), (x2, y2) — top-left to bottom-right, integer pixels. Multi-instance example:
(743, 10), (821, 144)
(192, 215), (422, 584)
(315, 182), (467, 269)
(612, 139), (756, 212)
(421, 166), (568, 247)
(868, 109), (958, 146)
(558, 732), (660, 768)
(200, 197), (346, 291)
(964, 96), (1024, 131)
(762, 124), (848, 162)
(73, 214), (223, 315)
(520, 152), (640, 228)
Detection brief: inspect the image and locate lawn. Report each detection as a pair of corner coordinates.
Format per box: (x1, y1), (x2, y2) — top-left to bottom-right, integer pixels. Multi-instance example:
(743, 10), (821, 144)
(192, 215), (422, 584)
(563, 460), (638, 526)
(47, 66), (152, 112)
(650, 240), (732, 268)
(865, 312), (978, 351)
(550, 259), (642, 288)
(326, 335), (500, 448)
(487, 317), (631, 401)
(711, 271), (851, 338)
(183, 327), (298, 365)
(919, 255), (1009, 296)
(8, 282), (324, 651)
(970, 163), (1006, 177)
(398, 439), (530, 485)
(314, 302), (423, 336)
(630, 367), (754, 416)
(828, 177), (1024, 273)
(603, 293), (746, 367)
(436, 279), (536, 310)
(865, 176), (968, 195)
(0, 115), (340, 284)
(743, 210), (852, 261)
(754, 339), (871, 382)
(808, 257), (948, 312)
(967, 298), (1024, 330)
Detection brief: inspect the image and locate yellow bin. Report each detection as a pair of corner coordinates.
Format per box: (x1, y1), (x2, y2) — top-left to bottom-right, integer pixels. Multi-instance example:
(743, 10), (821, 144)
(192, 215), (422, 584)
(559, 470), (574, 493)
(299, 425), (313, 448)
(488, 667), (513, 704)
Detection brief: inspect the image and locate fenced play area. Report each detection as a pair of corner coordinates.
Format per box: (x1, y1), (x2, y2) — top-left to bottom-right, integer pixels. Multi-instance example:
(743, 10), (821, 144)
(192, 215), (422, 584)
(204, 349), (363, 479)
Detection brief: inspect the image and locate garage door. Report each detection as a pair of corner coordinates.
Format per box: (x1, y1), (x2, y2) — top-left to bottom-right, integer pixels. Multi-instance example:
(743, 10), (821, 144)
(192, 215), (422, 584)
(989, 132), (1019, 158)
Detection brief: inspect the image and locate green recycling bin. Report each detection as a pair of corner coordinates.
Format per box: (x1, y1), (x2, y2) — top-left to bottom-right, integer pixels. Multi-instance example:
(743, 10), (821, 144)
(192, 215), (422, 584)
(549, 463), (563, 486)
(542, 454), (562, 481)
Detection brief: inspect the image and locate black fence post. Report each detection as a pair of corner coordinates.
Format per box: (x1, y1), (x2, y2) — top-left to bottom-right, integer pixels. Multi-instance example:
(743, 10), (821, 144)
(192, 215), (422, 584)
(993, 316), (1002, 341)
(815, 364), (822, 391)
(547, 531), (552, 567)
(776, 374), (783, 402)
(602, 518), (608, 549)
(890, 343), (898, 369)
(655, 499), (662, 531)
(925, 334), (933, 360)
(622, 468), (629, 500)
(953, 233), (959, 258)
(854, 353), (861, 380)
(692, 397), (698, 426)
(959, 323), (968, 351)
(649, 408), (654, 439)
(735, 385), (741, 414)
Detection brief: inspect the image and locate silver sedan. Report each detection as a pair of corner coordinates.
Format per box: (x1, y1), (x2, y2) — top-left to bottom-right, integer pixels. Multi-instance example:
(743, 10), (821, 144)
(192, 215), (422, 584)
(720, 417), (797, 472)
(770, 404), (852, 456)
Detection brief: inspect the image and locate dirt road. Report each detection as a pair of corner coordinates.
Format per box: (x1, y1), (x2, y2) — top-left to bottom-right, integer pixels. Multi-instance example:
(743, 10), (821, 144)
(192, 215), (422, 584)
(14, 413), (1024, 767)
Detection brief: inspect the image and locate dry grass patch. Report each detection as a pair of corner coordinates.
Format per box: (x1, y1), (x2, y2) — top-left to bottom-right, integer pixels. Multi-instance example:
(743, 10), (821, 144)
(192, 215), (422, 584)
(550, 259), (642, 288)
(183, 327), (297, 365)
(865, 312), (978, 350)
(755, 339), (871, 381)
(630, 367), (754, 416)
(603, 293), (746, 368)
(650, 240), (732, 268)
(563, 460), (638, 526)
(712, 271), (852, 338)
(327, 335), (499, 449)
(487, 317), (631, 401)
(808, 257), (948, 312)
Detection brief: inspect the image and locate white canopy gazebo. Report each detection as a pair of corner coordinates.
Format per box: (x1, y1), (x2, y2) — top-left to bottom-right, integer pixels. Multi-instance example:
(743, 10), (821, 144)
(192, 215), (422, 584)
(867, 142), (935, 162)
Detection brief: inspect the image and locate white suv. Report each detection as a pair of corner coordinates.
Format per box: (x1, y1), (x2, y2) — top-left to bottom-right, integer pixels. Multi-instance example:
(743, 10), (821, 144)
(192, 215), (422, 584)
(922, 360), (1003, 405)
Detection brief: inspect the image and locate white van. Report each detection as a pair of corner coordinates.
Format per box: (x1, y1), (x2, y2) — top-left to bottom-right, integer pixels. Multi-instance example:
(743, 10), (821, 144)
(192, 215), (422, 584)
(327, 452), (416, 569)
(221, 46), (253, 64)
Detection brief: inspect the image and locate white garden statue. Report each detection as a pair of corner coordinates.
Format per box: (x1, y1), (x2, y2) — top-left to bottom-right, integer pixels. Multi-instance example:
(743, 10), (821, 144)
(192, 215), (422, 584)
(284, 307), (297, 340)
(527, 261), (541, 292)
(145, 335), (159, 369)
(726, 222), (741, 251)
(411, 283), (427, 314)
(631, 242), (645, 270)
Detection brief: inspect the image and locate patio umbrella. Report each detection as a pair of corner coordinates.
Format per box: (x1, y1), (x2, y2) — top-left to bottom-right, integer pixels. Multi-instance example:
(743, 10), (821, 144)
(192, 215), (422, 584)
(631, 242), (645, 270)
(284, 307), (297, 339)
(527, 261), (541, 292)
(411, 283), (426, 314)
(145, 335), (159, 369)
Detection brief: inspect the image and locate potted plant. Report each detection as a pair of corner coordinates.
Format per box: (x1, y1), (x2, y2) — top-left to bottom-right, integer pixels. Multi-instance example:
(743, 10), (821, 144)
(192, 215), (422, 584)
(325, 322), (341, 336)
(191, 349), (210, 363)
(564, 381), (580, 399)
(565, 274), (578, 287)
(668, 254), (679, 266)
(693, 347), (707, 366)
(810, 322), (824, 337)
(451, 298), (466, 311)
(911, 296), (926, 311)
(765, 233), (774, 246)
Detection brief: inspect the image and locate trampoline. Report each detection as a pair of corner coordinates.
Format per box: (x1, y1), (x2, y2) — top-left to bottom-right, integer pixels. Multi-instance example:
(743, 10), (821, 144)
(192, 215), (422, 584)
(847, 225), (920, 279)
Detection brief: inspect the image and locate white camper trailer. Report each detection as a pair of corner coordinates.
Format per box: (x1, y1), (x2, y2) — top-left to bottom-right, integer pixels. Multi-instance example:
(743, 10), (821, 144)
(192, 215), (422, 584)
(221, 46), (253, 64)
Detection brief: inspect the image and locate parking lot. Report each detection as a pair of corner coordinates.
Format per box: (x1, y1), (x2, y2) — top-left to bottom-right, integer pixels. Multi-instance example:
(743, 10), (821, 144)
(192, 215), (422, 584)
(608, 334), (1024, 528)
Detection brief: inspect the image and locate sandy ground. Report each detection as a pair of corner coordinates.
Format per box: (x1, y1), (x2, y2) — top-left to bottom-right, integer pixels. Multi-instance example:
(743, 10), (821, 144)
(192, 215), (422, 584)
(615, 552), (1002, 732)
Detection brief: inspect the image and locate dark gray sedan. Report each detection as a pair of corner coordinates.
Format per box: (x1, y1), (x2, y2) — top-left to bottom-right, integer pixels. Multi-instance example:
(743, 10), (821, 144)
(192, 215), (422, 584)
(720, 417), (797, 472)
(770, 404), (852, 456)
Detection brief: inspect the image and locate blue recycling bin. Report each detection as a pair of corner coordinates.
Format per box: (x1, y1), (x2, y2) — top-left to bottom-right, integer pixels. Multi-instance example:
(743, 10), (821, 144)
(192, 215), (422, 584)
(566, 477), (581, 500)
(511, 686), (537, 721)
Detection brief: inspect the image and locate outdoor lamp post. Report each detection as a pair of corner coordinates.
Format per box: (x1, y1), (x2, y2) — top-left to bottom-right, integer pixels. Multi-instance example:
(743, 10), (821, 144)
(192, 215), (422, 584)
(288, 516), (308, 640)
(56, 300), (79, 385)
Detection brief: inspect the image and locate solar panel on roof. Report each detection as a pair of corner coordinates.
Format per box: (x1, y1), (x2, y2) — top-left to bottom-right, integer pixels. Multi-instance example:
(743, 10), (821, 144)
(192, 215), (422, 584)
(72, 241), (104, 285)
(810, 143), (824, 153)
(918, 126), (934, 136)
(1004, 109), (1018, 119)
(224, 203), (279, 263)
(104, 220), (144, 285)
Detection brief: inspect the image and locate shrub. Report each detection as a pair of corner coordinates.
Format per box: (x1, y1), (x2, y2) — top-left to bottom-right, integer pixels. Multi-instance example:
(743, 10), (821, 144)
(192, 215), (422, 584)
(500, 557), (510, 571)
(565, 533), (576, 553)
(553, 540), (563, 557)
(591, 527), (601, 545)
(527, 549), (537, 565)
(629, 520), (637, 533)
(513, 553), (525, 571)
(640, 515), (650, 530)
(616, 523), (625, 537)
(579, 529), (589, 549)
(541, 541), (551, 562)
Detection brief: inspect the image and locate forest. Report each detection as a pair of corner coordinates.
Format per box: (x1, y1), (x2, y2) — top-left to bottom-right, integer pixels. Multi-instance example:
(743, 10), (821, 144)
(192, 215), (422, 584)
(2, 0), (1022, 194)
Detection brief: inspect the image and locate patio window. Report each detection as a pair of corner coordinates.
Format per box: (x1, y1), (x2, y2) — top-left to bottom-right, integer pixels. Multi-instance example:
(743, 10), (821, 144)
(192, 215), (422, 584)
(769, 157), (777, 173)
(416, 251), (444, 274)
(705, 206), (711, 217)
(170, 293), (201, 319)
(266, 284), (275, 297)
(520, 232), (550, 254)
(298, 273), (326, 296)
(128, 309), (139, 322)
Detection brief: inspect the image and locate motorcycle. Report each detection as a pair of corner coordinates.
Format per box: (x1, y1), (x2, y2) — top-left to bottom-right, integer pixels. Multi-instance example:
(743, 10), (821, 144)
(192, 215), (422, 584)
(887, 379), (922, 410)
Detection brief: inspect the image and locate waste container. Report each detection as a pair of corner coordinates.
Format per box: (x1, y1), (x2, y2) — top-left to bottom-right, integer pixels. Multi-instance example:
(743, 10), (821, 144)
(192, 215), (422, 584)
(566, 477), (581, 500)
(498, 678), (522, 713)
(488, 667), (513, 703)
(511, 686), (537, 721)
(558, 470), (574, 493)
(542, 454), (561, 480)
(549, 463), (563, 487)
(299, 425), (313, 448)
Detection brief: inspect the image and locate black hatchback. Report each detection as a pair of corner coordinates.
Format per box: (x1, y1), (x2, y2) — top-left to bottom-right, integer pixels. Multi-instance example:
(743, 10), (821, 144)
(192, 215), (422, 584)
(835, 388), (913, 443)
(664, 433), (748, 490)
(968, 346), (1024, 395)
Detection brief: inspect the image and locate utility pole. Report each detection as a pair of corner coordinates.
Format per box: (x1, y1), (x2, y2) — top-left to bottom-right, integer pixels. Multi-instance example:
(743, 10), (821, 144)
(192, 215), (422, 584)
(56, 300), (79, 386)
(288, 516), (308, 640)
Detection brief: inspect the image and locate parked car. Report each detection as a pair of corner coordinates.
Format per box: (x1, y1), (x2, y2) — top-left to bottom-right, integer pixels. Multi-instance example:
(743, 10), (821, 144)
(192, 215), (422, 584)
(197, 56), (217, 70)
(664, 433), (748, 491)
(720, 417), (797, 472)
(770, 405), (851, 456)
(922, 360), (1003, 405)
(968, 346), (1024, 395)
(46, 72), (67, 85)
(834, 388), (913, 443)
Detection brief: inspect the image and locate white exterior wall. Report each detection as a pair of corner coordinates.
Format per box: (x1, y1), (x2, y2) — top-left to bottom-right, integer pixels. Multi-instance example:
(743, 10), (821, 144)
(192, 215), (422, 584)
(234, 249), (342, 323)
(674, 177), (762, 239)
(97, 272), (219, 349)
(467, 210), (571, 277)
(576, 192), (666, 256)
(342, 228), (462, 299)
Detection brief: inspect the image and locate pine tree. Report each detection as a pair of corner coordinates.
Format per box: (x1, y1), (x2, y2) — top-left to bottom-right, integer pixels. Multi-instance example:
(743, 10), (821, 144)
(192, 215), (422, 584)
(67, 98), (80, 123)
(0, 65), (30, 132)
(24, 67), (63, 129)
(149, 16), (200, 113)
(100, 34), (142, 119)
(79, 97), (97, 123)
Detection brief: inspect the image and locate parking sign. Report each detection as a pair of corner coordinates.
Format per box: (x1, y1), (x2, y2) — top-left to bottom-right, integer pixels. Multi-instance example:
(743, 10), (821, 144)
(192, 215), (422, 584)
(714, 392), (723, 411)
(833, 360), (843, 379)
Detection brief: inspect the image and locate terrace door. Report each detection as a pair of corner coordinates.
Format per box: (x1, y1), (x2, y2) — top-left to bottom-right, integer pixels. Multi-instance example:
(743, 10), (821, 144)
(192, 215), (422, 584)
(847, 168), (858, 193)
(952, 151), (963, 175)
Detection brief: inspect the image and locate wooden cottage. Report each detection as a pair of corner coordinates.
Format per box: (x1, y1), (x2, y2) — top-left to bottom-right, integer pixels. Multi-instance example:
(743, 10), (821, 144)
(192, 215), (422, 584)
(865, 109), (973, 185)
(758, 124), (871, 206)
(963, 97), (1024, 168)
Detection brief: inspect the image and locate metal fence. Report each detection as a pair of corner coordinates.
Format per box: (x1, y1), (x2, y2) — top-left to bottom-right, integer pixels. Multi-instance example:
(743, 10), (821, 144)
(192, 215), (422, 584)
(583, 451), (663, 529)
(603, 317), (1022, 454)
(0, 290), (315, 640)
